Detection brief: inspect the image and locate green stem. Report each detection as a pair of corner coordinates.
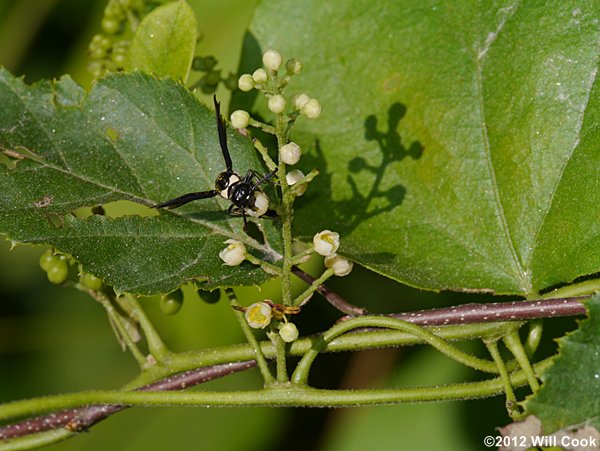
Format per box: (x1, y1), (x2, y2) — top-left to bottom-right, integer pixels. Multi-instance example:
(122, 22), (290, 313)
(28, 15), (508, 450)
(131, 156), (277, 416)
(97, 296), (147, 368)
(252, 138), (277, 171)
(0, 428), (72, 451)
(283, 167), (320, 201)
(503, 330), (540, 392)
(118, 294), (169, 362)
(0, 322), (530, 429)
(276, 119), (294, 307)
(226, 289), (275, 385)
(291, 316), (516, 385)
(0, 358), (553, 421)
(269, 330), (289, 383)
(292, 268), (334, 307)
(540, 278), (600, 299)
(125, 321), (519, 389)
(485, 340), (519, 418)
(291, 247), (315, 266)
(245, 253), (282, 275)
(249, 119), (277, 135)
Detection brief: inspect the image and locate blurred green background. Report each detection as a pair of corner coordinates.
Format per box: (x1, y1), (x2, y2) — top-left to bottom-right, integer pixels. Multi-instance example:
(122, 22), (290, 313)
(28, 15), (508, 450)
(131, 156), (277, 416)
(0, 1), (579, 449)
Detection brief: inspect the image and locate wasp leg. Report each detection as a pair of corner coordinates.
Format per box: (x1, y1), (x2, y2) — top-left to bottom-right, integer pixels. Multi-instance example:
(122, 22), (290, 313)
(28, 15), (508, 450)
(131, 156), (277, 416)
(227, 204), (251, 231)
(153, 190), (218, 209)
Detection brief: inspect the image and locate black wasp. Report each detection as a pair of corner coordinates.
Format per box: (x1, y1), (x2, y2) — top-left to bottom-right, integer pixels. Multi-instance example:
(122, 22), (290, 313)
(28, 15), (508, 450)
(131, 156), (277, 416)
(154, 96), (277, 231)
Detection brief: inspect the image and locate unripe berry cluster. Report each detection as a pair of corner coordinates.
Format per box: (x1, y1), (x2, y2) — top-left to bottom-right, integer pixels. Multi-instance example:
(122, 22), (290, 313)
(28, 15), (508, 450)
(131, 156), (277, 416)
(87, 0), (156, 78)
(191, 55), (238, 94)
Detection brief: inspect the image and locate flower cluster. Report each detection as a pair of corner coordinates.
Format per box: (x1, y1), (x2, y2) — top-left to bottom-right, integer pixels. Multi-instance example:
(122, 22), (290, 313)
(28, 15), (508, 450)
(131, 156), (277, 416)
(234, 49), (321, 138)
(216, 50), (354, 346)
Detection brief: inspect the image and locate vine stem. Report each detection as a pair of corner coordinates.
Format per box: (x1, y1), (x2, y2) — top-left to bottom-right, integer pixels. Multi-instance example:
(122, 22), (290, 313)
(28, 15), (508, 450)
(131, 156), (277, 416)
(118, 294), (169, 362)
(485, 340), (519, 418)
(0, 361), (256, 442)
(384, 296), (589, 325)
(291, 316), (520, 385)
(504, 330), (540, 392)
(0, 358), (553, 420)
(95, 294), (147, 368)
(0, 321), (517, 443)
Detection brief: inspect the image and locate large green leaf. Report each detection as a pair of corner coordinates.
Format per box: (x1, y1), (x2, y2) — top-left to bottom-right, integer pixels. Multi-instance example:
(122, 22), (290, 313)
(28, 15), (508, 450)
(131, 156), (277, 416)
(242, 0), (599, 296)
(524, 293), (600, 433)
(127, 0), (198, 82)
(0, 70), (280, 294)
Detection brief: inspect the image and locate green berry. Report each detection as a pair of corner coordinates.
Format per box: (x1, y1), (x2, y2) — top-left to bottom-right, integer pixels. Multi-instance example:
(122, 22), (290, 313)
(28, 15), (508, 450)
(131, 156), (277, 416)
(102, 18), (121, 35)
(39, 249), (56, 272)
(197, 288), (220, 304)
(91, 34), (112, 51)
(160, 290), (184, 315)
(203, 70), (221, 85)
(46, 259), (69, 284)
(81, 273), (103, 291)
(223, 73), (238, 91)
(89, 47), (107, 60)
(104, 1), (125, 20)
(112, 51), (127, 67)
(197, 80), (217, 94)
(98, 36), (112, 51)
(198, 74), (219, 94)
(192, 55), (218, 72)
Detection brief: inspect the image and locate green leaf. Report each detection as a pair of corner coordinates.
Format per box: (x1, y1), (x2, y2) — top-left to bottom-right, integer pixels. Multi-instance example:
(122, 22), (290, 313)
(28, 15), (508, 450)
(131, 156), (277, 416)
(0, 70), (280, 294)
(524, 293), (600, 433)
(241, 0), (599, 295)
(128, 0), (197, 82)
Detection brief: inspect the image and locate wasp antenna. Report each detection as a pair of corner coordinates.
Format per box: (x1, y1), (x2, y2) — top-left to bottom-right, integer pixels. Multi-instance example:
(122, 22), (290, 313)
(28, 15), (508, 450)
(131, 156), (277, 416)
(252, 168), (279, 192)
(213, 95), (233, 172)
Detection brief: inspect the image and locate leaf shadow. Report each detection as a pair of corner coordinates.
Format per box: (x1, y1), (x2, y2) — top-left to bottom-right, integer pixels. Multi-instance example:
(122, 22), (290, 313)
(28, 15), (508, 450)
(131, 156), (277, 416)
(300, 102), (423, 238)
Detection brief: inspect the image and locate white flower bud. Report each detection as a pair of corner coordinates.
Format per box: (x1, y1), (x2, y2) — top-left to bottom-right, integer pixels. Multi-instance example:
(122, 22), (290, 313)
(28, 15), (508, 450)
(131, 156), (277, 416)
(245, 302), (272, 329)
(302, 98), (321, 118)
(219, 239), (246, 266)
(268, 94), (286, 114)
(279, 142), (301, 165)
(292, 93), (311, 111)
(238, 74), (255, 92)
(279, 322), (299, 342)
(324, 254), (354, 277)
(246, 191), (269, 217)
(262, 49), (282, 71)
(285, 58), (302, 75)
(252, 68), (268, 84)
(230, 110), (250, 129)
(313, 230), (339, 256)
(286, 169), (307, 196)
